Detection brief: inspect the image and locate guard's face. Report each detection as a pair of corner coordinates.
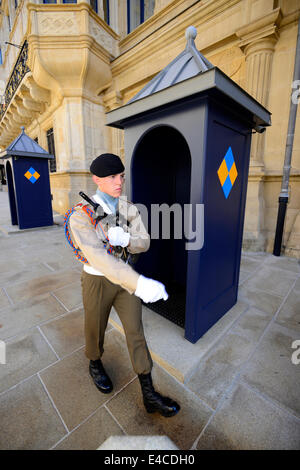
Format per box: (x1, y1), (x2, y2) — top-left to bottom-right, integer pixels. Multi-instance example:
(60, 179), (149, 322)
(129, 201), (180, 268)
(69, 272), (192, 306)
(92, 173), (125, 198)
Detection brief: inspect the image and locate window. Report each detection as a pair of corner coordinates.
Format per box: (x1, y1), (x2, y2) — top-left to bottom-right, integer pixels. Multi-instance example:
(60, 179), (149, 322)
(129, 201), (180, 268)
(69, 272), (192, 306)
(90, 0), (98, 14)
(103, 1), (110, 24)
(43, 0), (57, 3)
(46, 128), (57, 173)
(62, 0), (77, 3)
(14, 0), (18, 8)
(34, 137), (38, 143)
(91, 1), (110, 25)
(127, 0), (154, 33)
(0, 49), (2, 66)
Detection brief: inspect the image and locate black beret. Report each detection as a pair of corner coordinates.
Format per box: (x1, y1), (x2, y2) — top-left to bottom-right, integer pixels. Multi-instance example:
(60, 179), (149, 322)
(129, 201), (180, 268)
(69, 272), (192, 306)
(90, 153), (125, 177)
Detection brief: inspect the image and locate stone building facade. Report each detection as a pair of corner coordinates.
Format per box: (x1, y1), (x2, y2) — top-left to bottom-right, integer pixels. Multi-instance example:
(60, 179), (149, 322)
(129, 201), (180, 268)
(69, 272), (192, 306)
(0, 0), (299, 257)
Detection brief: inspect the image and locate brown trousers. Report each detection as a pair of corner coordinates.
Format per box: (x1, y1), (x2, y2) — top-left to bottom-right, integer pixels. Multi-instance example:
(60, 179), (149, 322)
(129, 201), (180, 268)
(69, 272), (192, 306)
(81, 270), (153, 375)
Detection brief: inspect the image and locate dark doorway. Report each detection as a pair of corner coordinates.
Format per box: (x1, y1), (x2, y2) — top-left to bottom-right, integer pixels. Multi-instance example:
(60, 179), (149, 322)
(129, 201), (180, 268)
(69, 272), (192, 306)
(131, 125), (191, 327)
(0, 164), (6, 185)
(6, 161), (18, 225)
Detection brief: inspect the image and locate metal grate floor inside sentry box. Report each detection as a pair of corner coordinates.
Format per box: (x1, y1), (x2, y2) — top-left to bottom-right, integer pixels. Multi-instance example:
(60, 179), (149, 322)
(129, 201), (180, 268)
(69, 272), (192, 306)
(143, 281), (186, 328)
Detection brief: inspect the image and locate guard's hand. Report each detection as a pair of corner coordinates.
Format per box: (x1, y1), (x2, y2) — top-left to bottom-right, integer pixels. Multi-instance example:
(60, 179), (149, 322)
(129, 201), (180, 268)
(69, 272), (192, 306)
(107, 226), (130, 247)
(135, 275), (169, 303)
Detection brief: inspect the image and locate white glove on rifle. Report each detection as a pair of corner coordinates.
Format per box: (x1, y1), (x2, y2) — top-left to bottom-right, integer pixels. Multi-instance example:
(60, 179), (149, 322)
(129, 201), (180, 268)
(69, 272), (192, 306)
(107, 226), (130, 247)
(135, 275), (169, 303)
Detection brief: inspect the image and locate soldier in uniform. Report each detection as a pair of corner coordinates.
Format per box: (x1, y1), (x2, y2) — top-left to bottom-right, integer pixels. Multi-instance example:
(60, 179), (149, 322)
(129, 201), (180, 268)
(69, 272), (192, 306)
(69, 153), (180, 418)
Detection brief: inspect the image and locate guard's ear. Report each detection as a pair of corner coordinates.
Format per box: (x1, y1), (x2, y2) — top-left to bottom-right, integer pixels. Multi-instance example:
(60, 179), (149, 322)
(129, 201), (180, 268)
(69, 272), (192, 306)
(92, 174), (101, 185)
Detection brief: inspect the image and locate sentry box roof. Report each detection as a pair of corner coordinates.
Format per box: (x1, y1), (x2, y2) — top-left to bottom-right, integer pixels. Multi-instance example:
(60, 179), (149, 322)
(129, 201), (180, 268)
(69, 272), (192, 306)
(106, 26), (271, 130)
(0, 127), (54, 160)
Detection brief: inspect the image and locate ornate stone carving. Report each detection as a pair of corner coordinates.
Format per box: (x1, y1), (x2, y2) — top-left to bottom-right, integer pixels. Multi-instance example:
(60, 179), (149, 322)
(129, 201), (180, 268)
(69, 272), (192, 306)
(15, 96), (35, 119)
(37, 12), (80, 36)
(24, 76), (51, 105)
(103, 90), (123, 112)
(89, 17), (117, 57)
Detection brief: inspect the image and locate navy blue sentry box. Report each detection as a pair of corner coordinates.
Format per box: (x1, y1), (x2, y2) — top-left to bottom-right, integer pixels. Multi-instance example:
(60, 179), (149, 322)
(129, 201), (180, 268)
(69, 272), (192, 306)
(0, 127), (54, 230)
(105, 27), (271, 344)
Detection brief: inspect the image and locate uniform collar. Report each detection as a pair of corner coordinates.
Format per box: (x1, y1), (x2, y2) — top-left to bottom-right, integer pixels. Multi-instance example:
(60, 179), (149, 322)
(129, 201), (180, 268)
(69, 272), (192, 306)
(93, 190), (119, 215)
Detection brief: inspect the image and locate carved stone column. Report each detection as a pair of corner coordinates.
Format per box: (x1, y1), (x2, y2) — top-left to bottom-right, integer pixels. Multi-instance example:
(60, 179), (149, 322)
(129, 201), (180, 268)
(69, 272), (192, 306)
(236, 8), (281, 250)
(243, 37), (277, 169)
(236, 9), (281, 170)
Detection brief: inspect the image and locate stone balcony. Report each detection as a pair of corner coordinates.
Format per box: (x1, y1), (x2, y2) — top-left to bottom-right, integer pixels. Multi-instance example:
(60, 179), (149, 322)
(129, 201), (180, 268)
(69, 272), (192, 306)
(0, 2), (119, 149)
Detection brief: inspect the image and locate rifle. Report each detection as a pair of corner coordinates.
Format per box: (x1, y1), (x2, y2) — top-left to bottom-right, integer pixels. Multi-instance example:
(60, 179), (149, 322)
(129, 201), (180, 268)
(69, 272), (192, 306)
(78, 191), (136, 264)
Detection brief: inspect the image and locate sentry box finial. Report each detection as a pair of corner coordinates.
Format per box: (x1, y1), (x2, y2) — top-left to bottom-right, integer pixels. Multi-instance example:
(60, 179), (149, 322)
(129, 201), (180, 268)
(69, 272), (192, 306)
(185, 26), (197, 43)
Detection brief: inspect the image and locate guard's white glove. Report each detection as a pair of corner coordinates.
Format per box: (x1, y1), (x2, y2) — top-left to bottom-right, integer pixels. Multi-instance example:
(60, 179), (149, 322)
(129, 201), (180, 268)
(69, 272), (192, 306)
(107, 226), (130, 247)
(135, 275), (169, 303)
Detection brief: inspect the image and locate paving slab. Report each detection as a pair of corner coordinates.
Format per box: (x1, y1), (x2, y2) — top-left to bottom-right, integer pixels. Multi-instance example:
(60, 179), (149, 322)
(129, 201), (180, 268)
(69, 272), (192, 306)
(294, 277), (300, 290)
(5, 268), (81, 304)
(0, 288), (11, 311)
(0, 237), (26, 251)
(275, 282), (300, 332)
(0, 293), (67, 340)
(44, 257), (80, 271)
(238, 269), (252, 284)
(106, 364), (212, 451)
(0, 329), (58, 394)
(109, 300), (249, 383)
(196, 382), (300, 450)
(0, 222), (60, 236)
(15, 244), (78, 267)
(241, 322), (300, 418)
(263, 255), (300, 274)
(240, 255), (264, 273)
(185, 307), (271, 409)
(0, 375), (67, 450)
(40, 308), (113, 360)
(241, 265), (298, 297)
(54, 406), (125, 450)
(39, 329), (136, 431)
(0, 263), (53, 288)
(39, 308), (86, 358)
(51, 281), (83, 311)
(238, 285), (284, 315)
(0, 258), (26, 275)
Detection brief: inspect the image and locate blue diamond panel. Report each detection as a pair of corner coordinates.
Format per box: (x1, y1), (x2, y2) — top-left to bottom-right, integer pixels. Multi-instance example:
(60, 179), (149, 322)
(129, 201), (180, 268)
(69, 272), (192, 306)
(222, 174), (233, 199)
(224, 146), (234, 171)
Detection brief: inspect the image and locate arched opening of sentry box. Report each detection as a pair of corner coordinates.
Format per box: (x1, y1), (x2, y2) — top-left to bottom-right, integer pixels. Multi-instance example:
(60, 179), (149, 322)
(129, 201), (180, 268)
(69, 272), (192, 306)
(131, 125), (191, 328)
(6, 160), (18, 226)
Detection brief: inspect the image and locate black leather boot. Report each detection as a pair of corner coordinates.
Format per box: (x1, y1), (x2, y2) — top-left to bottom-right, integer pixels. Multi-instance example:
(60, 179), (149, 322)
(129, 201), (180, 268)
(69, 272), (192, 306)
(89, 359), (113, 394)
(138, 373), (180, 418)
